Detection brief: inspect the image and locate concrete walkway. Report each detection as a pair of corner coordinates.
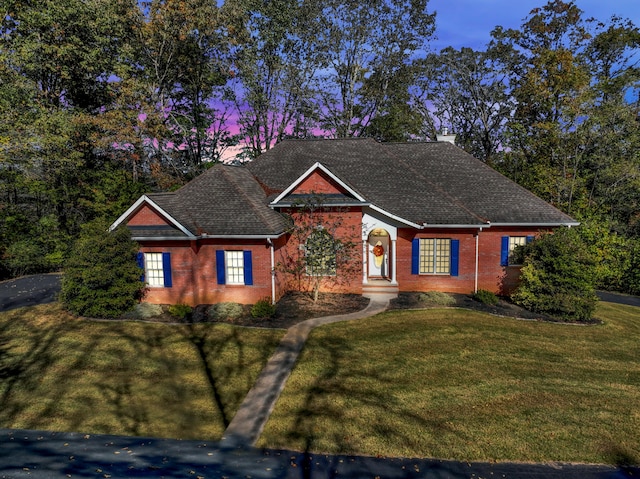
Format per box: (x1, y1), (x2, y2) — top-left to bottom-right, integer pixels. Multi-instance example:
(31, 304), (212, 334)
(221, 297), (390, 447)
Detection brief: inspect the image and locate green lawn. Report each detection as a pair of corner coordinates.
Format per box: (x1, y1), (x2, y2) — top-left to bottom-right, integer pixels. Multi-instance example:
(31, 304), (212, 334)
(258, 302), (640, 465)
(0, 303), (283, 440)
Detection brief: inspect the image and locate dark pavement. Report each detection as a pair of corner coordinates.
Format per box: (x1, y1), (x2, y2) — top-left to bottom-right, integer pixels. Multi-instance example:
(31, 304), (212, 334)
(1, 428), (637, 479)
(0, 274), (61, 312)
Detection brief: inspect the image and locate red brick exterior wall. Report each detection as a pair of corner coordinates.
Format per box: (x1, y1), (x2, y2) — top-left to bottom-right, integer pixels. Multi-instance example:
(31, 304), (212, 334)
(295, 170), (344, 194)
(128, 204), (168, 226)
(128, 201), (552, 305)
(396, 226), (550, 296)
(274, 206), (363, 295)
(138, 239), (275, 306)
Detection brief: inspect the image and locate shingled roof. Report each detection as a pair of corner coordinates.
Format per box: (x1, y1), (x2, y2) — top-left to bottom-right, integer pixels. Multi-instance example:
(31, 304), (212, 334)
(121, 164), (289, 238)
(247, 138), (577, 227)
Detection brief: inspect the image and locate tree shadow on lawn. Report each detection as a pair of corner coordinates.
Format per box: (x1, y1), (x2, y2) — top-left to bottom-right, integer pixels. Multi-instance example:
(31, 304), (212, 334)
(0, 305), (280, 441)
(270, 333), (466, 470)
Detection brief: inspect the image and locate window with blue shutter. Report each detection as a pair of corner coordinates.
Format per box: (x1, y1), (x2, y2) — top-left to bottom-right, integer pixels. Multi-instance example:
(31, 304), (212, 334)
(162, 252), (172, 287)
(141, 252), (172, 287)
(450, 240), (459, 277)
(500, 236), (510, 266)
(412, 238), (458, 276)
(136, 252), (145, 282)
(216, 250), (226, 284)
(243, 251), (253, 285)
(411, 238), (420, 275)
(216, 250), (252, 285)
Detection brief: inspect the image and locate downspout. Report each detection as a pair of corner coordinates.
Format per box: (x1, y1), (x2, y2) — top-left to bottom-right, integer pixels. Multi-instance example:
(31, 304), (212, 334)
(474, 228), (482, 293)
(268, 238), (276, 305)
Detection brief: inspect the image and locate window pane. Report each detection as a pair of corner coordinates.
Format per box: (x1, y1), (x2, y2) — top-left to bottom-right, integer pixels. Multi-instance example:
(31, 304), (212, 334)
(508, 236), (527, 264)
(145, 253), (164, 287)
(419, 238), (434, 274)
(435, 238), (450, 274)
(419, 238), (451, 274)
(226, 251), (245, 284)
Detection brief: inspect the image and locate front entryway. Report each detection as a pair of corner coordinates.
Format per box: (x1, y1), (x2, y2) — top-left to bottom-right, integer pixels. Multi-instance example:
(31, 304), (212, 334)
(367, 228), (390, 280)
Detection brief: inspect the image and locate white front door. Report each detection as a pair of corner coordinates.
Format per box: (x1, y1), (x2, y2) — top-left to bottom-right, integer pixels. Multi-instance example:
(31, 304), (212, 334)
(367, 231), (390, 279)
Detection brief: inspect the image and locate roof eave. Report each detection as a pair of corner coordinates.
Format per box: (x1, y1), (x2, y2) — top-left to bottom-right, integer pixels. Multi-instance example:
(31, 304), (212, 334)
(132, 232), (287, 241)
(110, 195), (196, 238)
(488, 221), (580, 227)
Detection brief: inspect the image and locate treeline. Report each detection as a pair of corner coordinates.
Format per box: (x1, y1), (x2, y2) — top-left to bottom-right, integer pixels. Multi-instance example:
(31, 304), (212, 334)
(0, 0), (639, 293)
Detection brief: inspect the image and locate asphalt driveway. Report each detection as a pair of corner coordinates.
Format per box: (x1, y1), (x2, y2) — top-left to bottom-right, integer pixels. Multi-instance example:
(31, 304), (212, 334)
(0, 273), (62, 312)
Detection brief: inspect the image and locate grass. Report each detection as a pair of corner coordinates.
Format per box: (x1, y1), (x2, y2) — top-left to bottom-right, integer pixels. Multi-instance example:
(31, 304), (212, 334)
(0, 303), (283, 440)
(258, 302), (640, 465)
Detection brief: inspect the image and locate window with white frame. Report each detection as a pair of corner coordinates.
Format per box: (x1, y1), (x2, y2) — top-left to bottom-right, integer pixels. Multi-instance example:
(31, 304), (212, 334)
(419, 238), (451, 274)
(144, 252), (164, 287)
(225, 251), (245, 284)
(508, 236), (527, 264)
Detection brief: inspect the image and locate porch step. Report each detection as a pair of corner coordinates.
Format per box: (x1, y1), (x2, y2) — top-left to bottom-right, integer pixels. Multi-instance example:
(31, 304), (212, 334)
(362, 281), (399, 301)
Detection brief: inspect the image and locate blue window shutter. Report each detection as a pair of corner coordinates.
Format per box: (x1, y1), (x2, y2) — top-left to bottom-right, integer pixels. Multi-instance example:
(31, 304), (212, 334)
(526, 235), (535, 244)
(411, 238), (420, 275)
(162, 252), (172, 287)
(500, 236), (510, 266)
(216, 250), (226, 284)
(136, 252), (145, 282)
(243, 251), (253, 285)
(450, 239), (459, 277)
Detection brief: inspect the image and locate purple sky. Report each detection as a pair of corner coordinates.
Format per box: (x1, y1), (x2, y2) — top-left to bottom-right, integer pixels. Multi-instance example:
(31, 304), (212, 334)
(428, 0), (640, 51)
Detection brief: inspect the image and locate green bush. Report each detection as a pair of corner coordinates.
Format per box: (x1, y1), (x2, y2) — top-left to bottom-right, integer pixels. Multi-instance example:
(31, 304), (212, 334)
(418, 291), (456, 306)
(60, 219), (145, 318)
(512, 227), (598, 322)
(473, 289), (499, 305)
(208, 302), (244, 320)
(168, 303), (192, 320)
(251, 298), (277, 319)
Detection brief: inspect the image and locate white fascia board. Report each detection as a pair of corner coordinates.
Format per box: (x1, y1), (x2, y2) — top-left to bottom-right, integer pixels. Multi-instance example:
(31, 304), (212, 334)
(489, 222), (580, 227)
(270, 162), (367, 205)
(133, 233), (286, 241)
(109, 195), (196, 238)
(420, 224), (490, 229)
(199, 233), (286, 240)
(367, 204), (423, 229)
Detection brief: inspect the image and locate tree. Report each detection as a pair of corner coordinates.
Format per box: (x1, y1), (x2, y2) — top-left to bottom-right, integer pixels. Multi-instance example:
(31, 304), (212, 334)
(313, 0), (435, 138)
(276, 195), (360, 302)
(60, 219), (145, 318)
(412, 46), (516, 163)
(512, 227), (598, 322)
(134, 0), (233, 171)
(223, 0), (321, 158)
(490, 0), (640, 230)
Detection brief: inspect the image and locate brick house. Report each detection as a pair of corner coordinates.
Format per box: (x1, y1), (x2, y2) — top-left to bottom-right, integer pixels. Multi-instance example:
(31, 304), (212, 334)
(110, 138), (577, 306)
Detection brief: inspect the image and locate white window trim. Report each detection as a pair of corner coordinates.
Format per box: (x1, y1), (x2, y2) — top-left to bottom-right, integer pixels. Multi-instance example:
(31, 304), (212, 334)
(419, 238), (451, 275)
(225, 250), (245, 285)
(144, 252), (164, 287)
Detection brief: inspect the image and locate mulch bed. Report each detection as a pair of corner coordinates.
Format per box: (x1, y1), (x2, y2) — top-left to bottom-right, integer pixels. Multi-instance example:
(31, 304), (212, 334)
(134, 291), (596, 328)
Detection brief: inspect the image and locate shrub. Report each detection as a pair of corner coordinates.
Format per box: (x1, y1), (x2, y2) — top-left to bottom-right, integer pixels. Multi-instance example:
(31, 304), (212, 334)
(60, 219), (144, 318)
(473, 289), (499, 305)
(251, 298), (277, 319)
(512, 227), (598, 322)
(418, 291), (456, 306)
(208, 302), (244, 321)
(168, 303), (192, 320)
